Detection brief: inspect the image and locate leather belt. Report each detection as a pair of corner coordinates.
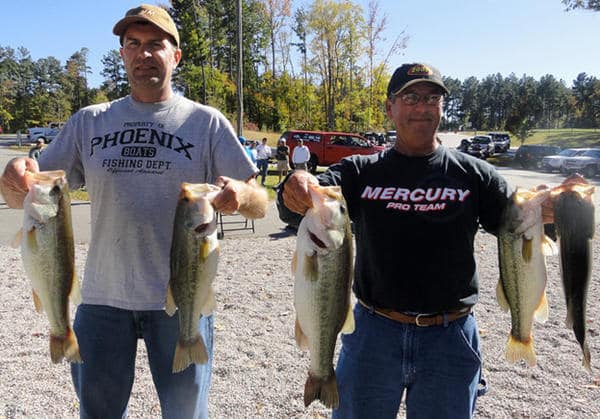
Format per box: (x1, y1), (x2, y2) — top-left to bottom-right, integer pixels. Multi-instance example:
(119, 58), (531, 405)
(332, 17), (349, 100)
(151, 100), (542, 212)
(358, 299), (472, 327)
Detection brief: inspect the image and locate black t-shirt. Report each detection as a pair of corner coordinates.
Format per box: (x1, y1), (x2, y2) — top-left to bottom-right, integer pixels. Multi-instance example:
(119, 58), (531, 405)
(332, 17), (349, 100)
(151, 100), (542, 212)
(276, 145), (289, 161)
(281, 146), (511, 313)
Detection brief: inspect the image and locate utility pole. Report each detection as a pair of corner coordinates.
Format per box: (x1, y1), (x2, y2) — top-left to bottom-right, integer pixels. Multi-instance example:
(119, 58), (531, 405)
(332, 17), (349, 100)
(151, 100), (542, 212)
(236, 0), (243, 137)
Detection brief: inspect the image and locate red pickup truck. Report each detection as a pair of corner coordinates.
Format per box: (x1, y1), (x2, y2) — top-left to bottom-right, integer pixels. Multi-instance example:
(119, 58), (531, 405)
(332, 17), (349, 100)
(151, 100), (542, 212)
(279, 130), (385, 173)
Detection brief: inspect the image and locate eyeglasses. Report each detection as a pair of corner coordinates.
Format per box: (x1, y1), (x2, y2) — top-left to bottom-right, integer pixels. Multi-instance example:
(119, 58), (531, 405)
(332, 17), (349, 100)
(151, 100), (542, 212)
(396, 93), (443, 106)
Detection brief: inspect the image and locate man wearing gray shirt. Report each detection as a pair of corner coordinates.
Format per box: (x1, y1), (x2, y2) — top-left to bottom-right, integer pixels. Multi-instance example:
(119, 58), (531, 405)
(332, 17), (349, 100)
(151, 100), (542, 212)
(0, 5), (267, 418)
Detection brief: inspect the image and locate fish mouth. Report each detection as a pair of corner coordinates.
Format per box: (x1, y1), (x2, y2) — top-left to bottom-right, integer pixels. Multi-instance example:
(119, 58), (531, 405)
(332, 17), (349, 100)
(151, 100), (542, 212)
(308, 230), (326, 248)
(194, 223), (210, 234)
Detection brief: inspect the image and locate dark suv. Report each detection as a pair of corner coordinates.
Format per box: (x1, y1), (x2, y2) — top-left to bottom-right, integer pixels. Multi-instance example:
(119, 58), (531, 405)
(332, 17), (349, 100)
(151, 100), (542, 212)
(514, 144), (561, 169)
(488, 132), (511, 153)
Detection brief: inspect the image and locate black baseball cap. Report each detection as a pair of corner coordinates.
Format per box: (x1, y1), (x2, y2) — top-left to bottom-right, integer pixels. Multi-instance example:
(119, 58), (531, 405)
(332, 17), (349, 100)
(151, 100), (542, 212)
(387, 63), (449, 98)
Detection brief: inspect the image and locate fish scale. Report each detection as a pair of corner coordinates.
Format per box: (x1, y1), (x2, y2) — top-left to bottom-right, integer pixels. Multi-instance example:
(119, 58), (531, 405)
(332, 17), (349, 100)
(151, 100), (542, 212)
(166, 182), (221, 373)
(293, 184), (354, 409)
(20, 170), (82, 364)
(553, 181), (595, 372)
(497, 188), (553, 367)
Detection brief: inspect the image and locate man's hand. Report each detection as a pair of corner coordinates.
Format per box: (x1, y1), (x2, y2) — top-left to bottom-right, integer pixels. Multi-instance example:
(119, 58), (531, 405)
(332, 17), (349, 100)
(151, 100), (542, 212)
(282, 171), (319, 215)
(0, 157), (39, 209)
(212, 176), (268, 219)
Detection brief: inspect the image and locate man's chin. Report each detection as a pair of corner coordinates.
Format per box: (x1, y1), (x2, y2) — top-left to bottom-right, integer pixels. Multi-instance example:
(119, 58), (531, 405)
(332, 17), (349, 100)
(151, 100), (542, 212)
(132, 76), (161, 87)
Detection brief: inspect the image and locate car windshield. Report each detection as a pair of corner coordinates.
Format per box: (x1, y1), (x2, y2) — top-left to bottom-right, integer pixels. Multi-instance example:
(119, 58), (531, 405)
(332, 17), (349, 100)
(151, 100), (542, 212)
(582, 149), (600, 158)
(558, 149), (579, 157)
(472, 137), (490, 144)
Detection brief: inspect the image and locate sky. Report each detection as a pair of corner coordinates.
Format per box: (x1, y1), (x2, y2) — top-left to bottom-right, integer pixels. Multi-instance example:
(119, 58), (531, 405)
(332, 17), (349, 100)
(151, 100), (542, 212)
(1, 0), (598, 89)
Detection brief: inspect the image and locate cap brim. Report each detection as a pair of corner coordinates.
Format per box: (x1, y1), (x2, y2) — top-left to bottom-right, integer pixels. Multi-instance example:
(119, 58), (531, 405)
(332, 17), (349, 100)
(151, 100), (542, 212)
(112, 16), (178, 46)
(392, 79), (450, 96)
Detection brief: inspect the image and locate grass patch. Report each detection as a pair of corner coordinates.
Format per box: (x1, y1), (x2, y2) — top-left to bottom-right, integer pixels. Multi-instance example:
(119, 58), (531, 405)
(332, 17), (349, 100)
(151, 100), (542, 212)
(522, 128), (600, 148)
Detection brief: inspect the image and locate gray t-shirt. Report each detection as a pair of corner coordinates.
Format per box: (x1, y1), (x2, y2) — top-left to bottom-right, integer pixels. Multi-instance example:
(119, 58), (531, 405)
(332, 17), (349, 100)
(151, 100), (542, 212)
(39, 94), (257, 310)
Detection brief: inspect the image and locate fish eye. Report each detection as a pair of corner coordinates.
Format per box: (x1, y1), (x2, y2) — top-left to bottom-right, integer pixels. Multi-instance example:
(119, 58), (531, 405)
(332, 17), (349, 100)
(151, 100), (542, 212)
(339, 205), (346, 214)
(50, 185), (61, 195)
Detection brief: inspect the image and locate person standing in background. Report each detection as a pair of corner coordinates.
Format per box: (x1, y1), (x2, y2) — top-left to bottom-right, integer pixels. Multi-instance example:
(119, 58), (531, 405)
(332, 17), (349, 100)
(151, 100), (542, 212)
(256, 137), (271, 186)
(28, 139), (45, 160)
(291, 139), (310, 171)
(275, 138), (290, 184)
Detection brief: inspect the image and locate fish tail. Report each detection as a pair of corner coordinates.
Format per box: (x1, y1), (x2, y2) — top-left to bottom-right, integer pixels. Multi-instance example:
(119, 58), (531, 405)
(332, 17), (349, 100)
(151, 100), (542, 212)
(581, 342), (592, 373)
(50, 328), (82, 364)
(304, 369), (339, 409)
(172, 337), (208, 373)
(506, 334), (537, 367)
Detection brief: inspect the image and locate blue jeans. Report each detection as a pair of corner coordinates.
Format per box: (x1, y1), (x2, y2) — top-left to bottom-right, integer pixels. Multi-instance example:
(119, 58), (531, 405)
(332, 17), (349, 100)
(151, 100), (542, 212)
(332, 303), (486, 419)
(256, 159), (269, 184)
(71, 304), (213, 419)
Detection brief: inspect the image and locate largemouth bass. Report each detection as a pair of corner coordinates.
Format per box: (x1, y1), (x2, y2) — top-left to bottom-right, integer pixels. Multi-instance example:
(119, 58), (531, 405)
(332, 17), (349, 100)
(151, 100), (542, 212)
(293, 184), (354, 408)
(20, 170), (81, 364)
(166, 183), (221, 373)
(552, 176), (595, 372)
(497, 188), (556, 367)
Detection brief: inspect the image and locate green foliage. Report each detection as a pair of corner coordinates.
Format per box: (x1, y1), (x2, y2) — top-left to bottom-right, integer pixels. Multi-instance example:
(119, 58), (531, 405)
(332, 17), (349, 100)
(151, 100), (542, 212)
(1, 1), (600, 136)
(562, 0), (600, 11)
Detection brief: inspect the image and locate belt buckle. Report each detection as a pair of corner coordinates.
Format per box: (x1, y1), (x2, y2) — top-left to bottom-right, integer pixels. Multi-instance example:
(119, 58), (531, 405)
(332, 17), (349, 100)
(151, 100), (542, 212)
(415, 313), (430, 327)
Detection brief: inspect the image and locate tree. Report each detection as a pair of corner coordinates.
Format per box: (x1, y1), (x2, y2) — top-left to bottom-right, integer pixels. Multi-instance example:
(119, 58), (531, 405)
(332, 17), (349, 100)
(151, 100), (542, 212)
(64, 48), (91, 111)
(307, 0), (365, 130)
(261, 0), (291, 78)
(101, 50), (128, 101)
(562, 0), (600, 10)
(364, 0), (407, 130)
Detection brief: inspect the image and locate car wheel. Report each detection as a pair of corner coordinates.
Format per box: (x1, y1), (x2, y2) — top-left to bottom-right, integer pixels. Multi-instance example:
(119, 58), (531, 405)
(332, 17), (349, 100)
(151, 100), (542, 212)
(584, 165), (597, 178)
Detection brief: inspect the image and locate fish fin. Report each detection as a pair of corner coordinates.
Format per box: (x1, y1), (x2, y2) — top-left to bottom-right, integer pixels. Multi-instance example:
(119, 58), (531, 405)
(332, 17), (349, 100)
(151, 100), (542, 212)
(340, 305), (355, 334)
(565, 311), (574, 329)
(50, 328), (82, 364)
(26, 228), (38, 252)
(295, 318), (309, 349)
(199, 240), (210, 260)
(69, 274), (81, 306)
(521, 237), (533, 262)
(581, 342), (592, 373)
(495, 280), (510, 312)
(304, 254), (319, 281)
(506, 334), (537, 367)
(165, 285), (177, 316)
(32, 289), (43, 313)
(533, 292), (549, 324)
(304, 369), (339, 408)
(172, 338), (208, 373)
(542, 235), (558, 256)
(200, 287), (216, 316)
(291, 250), (297, 274)
(10, 229), (23, 248)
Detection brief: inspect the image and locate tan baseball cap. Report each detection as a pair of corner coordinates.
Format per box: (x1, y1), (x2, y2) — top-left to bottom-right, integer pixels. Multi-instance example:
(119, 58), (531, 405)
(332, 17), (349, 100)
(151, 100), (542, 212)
(113, 4), (180, 47)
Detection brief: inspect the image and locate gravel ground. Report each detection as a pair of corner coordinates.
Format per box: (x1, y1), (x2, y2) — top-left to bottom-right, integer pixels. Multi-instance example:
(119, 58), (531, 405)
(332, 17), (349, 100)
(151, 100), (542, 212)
(1, 229), (600, 418)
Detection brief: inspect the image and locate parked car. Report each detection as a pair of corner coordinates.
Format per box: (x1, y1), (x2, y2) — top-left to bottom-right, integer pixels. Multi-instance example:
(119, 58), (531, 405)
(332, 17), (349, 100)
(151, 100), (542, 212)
(386, 130), (397, 146)
(467, 135), (495, 158)
(540, 148), (589, 173)
(514, 144), (561, 169)
(26, 122), (65, 143)
(280, 130), (385, 173)
(562, 148), (600, 178)
(457, 138), (471, 153)
(488, 132), (511, 153)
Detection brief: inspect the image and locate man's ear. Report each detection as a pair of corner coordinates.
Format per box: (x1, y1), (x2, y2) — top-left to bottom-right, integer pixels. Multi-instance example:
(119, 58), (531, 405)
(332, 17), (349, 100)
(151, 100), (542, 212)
(173, 49), (182, 68)
(385, 98), (393, 118)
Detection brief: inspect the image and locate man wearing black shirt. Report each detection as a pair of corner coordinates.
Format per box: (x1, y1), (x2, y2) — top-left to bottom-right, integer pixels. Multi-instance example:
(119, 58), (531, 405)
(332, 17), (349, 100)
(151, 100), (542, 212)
(279, 63), (511, 418)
